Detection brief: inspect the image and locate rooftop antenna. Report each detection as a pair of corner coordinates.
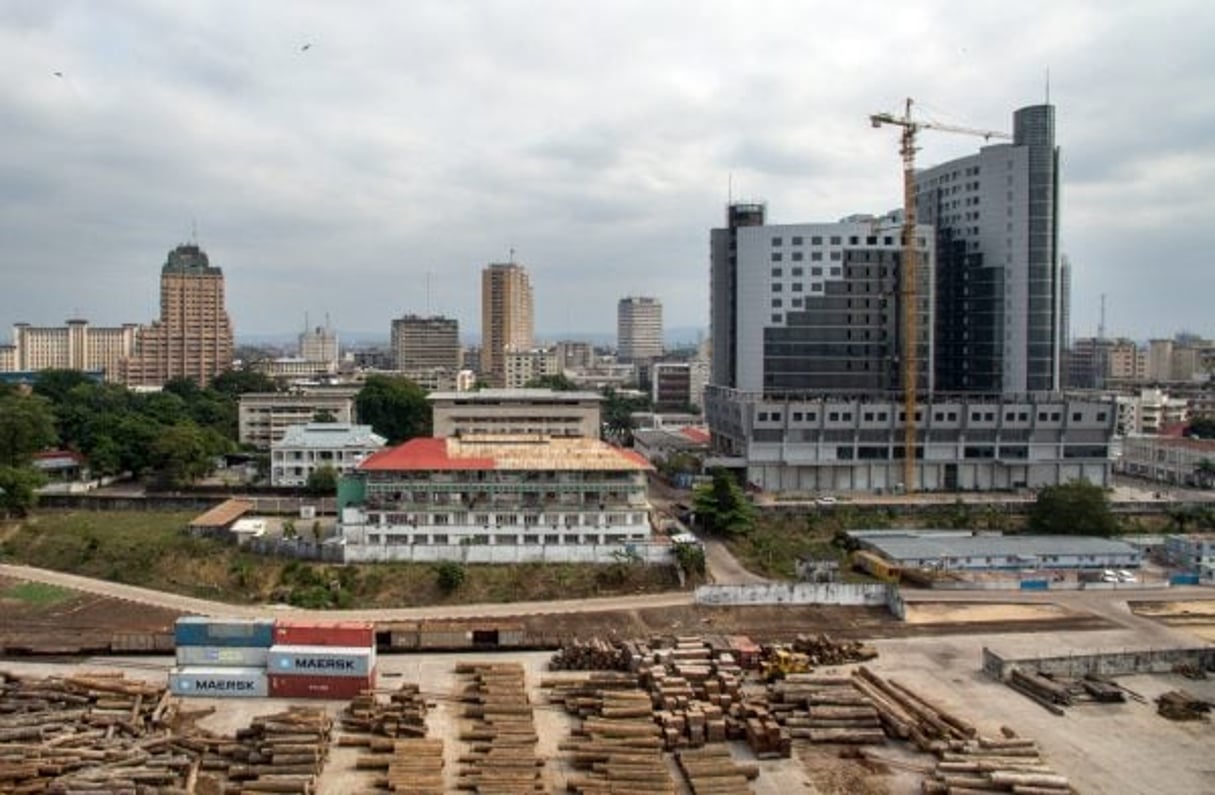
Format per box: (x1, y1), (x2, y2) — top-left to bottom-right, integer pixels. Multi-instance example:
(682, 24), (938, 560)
(426, 271), (432, 315)
(304, 311), (310, 334)
(508, 247), (516, 264)
(727, 171), (733, 204)
(325, 312), (331, 332)
(1045, 67), (1051, 105)
(190, 218), (198, 245)
(1098, 293), (1107, 340)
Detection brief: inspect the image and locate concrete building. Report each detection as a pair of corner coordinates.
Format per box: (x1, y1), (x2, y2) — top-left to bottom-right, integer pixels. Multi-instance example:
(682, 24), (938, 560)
(1117, 436), (1215, 488)
(253, 357), (337, 380)
(0, 320), (138, 382)
(850, 529), (1141, 572)
(238, 388), (359, 449)
(1068, 337), (1146, 389)
(122, 244), (234, 387)
(1147, 337), (1214, 383)
(617, 297), (663, 363)
(555, 340), (594, 371)
(704, 387), (1115, 492)
(391, 315), (460, 372)
(710, 205), (935, 394)
(270, 423), (385, 487)
(338, 435), (654, 561)
(651, 360), (709, 411)
(481, 263), (534, 387)
(1165, 535), (1215, 579)
(299, 324), (339, 370)
(917, 104), (1062, 394)
(1137, 388), (1190, 434)
(503, 348), (559, 389)
(429, 389), (602, 439)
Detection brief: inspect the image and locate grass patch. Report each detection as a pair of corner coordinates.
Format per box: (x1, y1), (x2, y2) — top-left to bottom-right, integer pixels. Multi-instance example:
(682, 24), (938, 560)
(0, 581), (73, 605)
(0, 510), (687, 609)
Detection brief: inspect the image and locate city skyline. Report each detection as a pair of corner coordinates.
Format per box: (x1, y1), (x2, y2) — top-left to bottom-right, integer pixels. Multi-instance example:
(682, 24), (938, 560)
(2, 2), (1213, 340)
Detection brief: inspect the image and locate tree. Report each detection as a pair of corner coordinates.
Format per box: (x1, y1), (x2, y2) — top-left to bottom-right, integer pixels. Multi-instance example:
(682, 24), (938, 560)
(356, 375), (431, 443)
(210, 369), (277, 399)
(306, 464), (339, 495)
(692, 469), (756, 537)
(312, 408), (338, 423)
(32, 369), (95, 405)
(147, 423), (217, 488)
(525, 374), (577, 391)
(601, 388), (651, 444)
(0, 466), (45, 517)
(435, 560), (466, 594)
(0, 393), (57, 468)
(1027, 479), (1117, 537)
(1195, 458), (1215, 489)
(1185, 417), (1215, 440)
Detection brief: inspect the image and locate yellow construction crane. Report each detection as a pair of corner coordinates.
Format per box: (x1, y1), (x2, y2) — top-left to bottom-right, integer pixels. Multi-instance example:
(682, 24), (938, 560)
(869, 99), (1010, 493)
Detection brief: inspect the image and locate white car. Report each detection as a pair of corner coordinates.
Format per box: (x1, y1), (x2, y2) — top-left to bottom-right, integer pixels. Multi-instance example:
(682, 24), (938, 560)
(1116, 570), (1138, 583)
(815, 496), (838, 506)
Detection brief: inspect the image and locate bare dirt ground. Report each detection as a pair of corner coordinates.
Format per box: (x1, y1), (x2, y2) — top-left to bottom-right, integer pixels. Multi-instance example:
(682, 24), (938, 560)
(1129, 599), (1215, 643)
(904, 602), (1072, 625)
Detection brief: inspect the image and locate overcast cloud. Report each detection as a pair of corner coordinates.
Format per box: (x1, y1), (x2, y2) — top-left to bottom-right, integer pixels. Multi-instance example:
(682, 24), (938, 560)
(2, 1), (1212, 343)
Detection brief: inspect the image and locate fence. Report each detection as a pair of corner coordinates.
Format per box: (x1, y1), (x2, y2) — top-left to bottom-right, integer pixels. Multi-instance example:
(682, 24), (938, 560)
(694, 582), (892, 608)
(342, 542), (674, 566)
(982, 645), (1215, 680)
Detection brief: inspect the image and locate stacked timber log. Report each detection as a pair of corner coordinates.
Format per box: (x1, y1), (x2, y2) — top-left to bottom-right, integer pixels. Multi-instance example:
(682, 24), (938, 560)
(548, 639), (633, 672)
(1003, 669), (1072, 716)
(921, 732), (1072, 794)
(644, 638), (744, 751)
(0, 670), (191, 794)
(675, 746), (758, 795)
(551, 681), (677, 794)
(790, 634), (879, 666)
(768, 674), (885, 745)
(1156, 690), (1212, 721)
(340, 683), (429, 738)
(851, 667), (978, 752)
(455, 662), (543, 794)
(180, 706), (332, 795)
(340, 682), (443, 793)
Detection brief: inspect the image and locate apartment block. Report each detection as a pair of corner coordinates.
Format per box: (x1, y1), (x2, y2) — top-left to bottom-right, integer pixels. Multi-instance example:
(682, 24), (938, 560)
(617, 297), (663, 363)
(429, 389), (602, 439)
(481, 263), (534, 387)
(504, 348), (559, 389)
(238, 388), (359, 449)
(0, 320), (138, 381)
(270, 423), (385, 488)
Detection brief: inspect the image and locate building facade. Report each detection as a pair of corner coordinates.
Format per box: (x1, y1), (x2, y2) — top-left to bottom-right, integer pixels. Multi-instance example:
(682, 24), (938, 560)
(1117, 436), (1215, 488)
(617, 297), (663, 363)
(122, 244), (234, 387)
(391, 315), (460, 372)
(338, 435), (654, 561)
(480, 263), (534, 387)
(504, 348), (559, 389)
(299, 324), (339, 369)
(429, 389), (602, 439)
(704, 386), (1115, 492)
(651, 360), (710, 411)
(270, 423), (385, 487)
(0, 320), (138, 382)
(711, 206), (935, 394)
(238, 388), (359, 449)
(917, 104), (1061, 394)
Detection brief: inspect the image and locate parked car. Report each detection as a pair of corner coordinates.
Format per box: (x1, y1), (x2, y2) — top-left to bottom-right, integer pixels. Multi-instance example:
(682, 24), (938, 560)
(815, 495), (838, 506)
(1116, 569), (1138, 583)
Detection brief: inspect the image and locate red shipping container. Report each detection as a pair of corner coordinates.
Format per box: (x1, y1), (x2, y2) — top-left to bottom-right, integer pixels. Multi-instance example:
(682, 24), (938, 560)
(268, 671), (376, 700)
(273, 620), (375, 648)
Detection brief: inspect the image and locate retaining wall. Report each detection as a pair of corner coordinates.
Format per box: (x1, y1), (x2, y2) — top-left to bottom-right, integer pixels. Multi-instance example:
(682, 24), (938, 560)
(982, 645), (1215, 680)
(342, 542), (673, 565)
(694, 582), (891, 608)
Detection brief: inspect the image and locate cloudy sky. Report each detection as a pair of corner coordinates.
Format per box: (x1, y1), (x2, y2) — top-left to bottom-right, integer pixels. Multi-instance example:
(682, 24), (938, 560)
(2, 1), (1213, 344)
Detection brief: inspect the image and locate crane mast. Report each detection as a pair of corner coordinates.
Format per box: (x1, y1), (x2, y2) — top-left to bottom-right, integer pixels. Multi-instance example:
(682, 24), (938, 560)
(869, 99), (1010, 493)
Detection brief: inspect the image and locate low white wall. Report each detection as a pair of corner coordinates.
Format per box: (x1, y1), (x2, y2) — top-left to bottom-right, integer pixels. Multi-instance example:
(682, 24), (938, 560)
(694, 582), (891, 607)
(342, 542), (673, 565)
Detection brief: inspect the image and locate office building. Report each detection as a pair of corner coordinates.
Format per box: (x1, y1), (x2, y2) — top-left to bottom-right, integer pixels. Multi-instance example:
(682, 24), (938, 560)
(1119, 436), (1215, 488)
(270, 423), (385, 488)
(617, 297), (663, 363)
(122, 243), (234, 387)
(481, 263), (534, 387)
(391, 315), (460, 372)
(238, 388), (359, 449)
(429, 389), (601, 439)
(709, 205), (935, 393)
(916, 104), (1061, 394)
(0, 320), (138, 382)
(651, 360), (709, 411)
(504, 348), (559, 389)
(555, 340), (594, 370)
(299, 323), (339, 370)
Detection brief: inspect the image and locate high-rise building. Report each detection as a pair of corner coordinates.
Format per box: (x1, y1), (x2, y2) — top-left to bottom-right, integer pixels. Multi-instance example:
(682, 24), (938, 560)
(917, 104), (1061, 394)
(122, 244), (234, 387)
(1, 319), (138, 381)
(299, 322), (339, 368)
(390, 315), (460, 372)
(480, 262), (534, 387)
(709, 206), (935, 393)
(617, 297), (663, 363)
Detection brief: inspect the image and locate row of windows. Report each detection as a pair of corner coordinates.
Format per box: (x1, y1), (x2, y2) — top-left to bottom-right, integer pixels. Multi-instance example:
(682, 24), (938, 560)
(754, 409), (1110, 425)
(771, 266), (842, 278)
(772, 235), (903, 247)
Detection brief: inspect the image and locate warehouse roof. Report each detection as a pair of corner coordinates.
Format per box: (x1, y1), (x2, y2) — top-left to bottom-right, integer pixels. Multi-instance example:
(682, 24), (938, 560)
(428, 389), (602, 403)
(859, 532), (1138, 563)
(359, 435), (651, 472)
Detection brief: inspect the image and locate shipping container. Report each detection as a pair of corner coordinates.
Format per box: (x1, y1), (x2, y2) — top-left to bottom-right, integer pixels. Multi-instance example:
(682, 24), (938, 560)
(169, 667), (268, 698)
(268, 672), (376, 700)
(267, 645), (376, 678)
(273, 620), (375, 648)
(174, 617), (274, 648)
(176, 645), (269, 667)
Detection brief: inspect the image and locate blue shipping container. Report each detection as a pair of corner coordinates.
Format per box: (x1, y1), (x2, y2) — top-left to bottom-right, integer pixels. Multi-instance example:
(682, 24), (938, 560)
(169, 667), (268, 698)
(267, 645), (375, 678)
(176, 645), (269, 667)
(174, 617), (274, 648)
(1169, 573), (1200, 586)
(1020, 579), (1049, 590)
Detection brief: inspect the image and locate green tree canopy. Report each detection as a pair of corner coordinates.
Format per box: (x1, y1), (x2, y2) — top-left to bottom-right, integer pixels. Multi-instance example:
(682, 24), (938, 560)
(0, 466), (46, 517)
(356, 375), (431, 443)
(1027, 479), (1117, 537)
(32, 369), (96, 405)
(525, 374), (578, 391)
(147, 423), (230, 488)
(0, 393), (57, 467)
(210, 369), (277, 398)
(305, 464), (339, 496)
(692, 469), (756, 537)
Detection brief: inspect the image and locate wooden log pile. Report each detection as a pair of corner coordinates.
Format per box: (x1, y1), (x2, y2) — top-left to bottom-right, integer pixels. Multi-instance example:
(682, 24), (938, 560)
(1003, 670), (1071, 716)
(340, 683), (428, 738)
(852, 667), (977, 752)
(1155, 690), (1212, 721)
(790, 634), (879, 667)
(921, 731), (1072, 794)
(675, 746), (757, 795)
(180, 706), (332, 795)
(768, 674), (884, 745)
(548, 639), (633, 672)
(454, 662), (543, 794)
(551, 682), (677, 795)
(0, 670), (191, 794)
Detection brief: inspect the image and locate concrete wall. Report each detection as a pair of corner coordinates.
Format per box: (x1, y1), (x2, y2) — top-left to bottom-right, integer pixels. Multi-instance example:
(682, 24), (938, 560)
(342, 542), (673, 565)
(694, 582), (891, 607)
(982, 646), (1215, 680)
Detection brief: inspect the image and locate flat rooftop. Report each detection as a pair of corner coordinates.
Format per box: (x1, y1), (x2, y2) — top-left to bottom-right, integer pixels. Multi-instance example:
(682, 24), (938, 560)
(859, 532), (1139, 562)
(360, 435), (651, 472)
(427, 389), (602, 403)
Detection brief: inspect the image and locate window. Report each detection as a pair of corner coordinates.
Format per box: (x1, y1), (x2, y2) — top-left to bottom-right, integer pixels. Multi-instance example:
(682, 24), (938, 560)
(1072, 412), (1082, 422)
(1097, 411), (1108, 422)
(772, 236), (782, 246)
(866, 236), (877, 245)
(792, 283), (803, 292)
(792, 412), (803, 421)
(829, 412), (840, 421)
(811, 235), (823, 244)
(849, 236), (859, 245)
(771, 298), (782, 308)
(811, 266), (823, 275)
(772, 313), (782, 323)
(771, 267), (783, 277)
(757, 412), (769, 421)
(830, 235), (841, 245)
(772, 282), (782, 292)
(830, 251), (842, 261)
(811, 283), (823, 292)
(811, 251), (823, 262)
(792, 252), (803, 261)
(864, 412), (874, 421)
(772, 252), (783, 262)
(792, 235), (803, 245)
(830, 267), (841, 276)
(792, 267), (803, 276)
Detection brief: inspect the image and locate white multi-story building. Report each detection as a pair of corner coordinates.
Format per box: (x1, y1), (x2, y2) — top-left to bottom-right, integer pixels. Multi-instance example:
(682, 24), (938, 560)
(1117, 436), (1215, 488)
(238, 388), (359, 449)
(338, 435), (657, 563)
(270, 423), (386, 487)
(617, 297), (663, 363)
(299, 324), (339, 370)
(429, 389), (601, 439)
(0, 320), (139, 381)
(504, 348), (559, 389)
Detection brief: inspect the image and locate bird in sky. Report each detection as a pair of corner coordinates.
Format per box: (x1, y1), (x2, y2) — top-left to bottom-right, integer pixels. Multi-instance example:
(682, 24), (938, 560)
(300, 43), (312, 52)
(53, 71), (64, 78)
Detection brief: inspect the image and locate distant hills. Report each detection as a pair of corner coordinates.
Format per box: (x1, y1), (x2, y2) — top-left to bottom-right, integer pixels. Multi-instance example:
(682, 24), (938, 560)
(239, 326), (707, 350)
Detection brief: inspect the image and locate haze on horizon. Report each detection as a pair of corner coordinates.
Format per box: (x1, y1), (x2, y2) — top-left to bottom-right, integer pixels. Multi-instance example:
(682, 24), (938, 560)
(2, 1), (1212, 342)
